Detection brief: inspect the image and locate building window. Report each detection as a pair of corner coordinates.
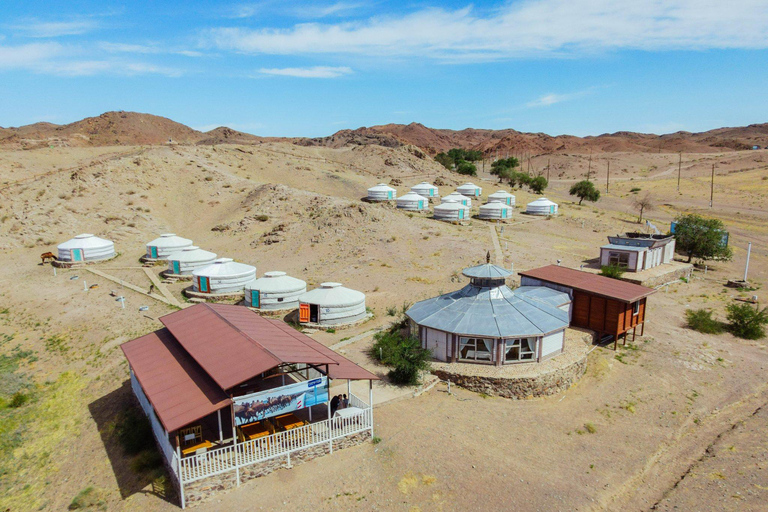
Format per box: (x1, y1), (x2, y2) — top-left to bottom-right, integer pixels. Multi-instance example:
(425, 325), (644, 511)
(633, 302), (640, 316)
(459, 337), (494, 362)
(609, 251), (629, 268)
(504, 338), (537, 362)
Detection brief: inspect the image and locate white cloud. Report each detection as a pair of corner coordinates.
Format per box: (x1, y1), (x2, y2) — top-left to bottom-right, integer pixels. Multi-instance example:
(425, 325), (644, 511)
(206, 0), (768, 59)
(526, 90), (593, 108)
(225, 1), (364, 19)
(0, 42), (183, 76)
(290, 2), (365, 18)
(12, 20), (98, 38)
(99, 41), (205, 57)
(257, 65), (353, 78)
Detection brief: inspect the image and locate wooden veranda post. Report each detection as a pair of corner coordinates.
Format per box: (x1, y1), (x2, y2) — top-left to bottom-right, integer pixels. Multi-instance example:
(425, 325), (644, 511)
(369, 379), (374, 438)
(176, 434), (185, 509)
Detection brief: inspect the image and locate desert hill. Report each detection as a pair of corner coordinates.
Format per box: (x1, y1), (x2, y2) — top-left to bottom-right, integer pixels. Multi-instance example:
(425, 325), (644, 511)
(306, 122), (768, 155)
(2, 110), (767, 156)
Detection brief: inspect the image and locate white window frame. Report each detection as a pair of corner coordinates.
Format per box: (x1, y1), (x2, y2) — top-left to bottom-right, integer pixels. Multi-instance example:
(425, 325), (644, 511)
(609, 251), (630, 268)
(504, 338), (537, 363)
(458, 337), (494, 363)
(632, 301), (640, 316)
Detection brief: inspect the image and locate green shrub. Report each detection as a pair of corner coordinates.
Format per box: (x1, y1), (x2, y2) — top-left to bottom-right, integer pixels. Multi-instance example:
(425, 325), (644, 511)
(726, 303), (768, 340)
(68, 487), (100, 510)
(369, 331), (431, 386)
(685, 309), (724, 334)
(630, 187), (641, 193)
(9, 391), (28, 408)
(256, 214), (269, 222)
(599, 264), (626, 279)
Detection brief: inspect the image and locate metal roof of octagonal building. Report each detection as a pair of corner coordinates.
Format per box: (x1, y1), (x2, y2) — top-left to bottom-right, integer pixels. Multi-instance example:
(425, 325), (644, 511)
(462, 263), (513, 279)
(406, 284), (569, 338)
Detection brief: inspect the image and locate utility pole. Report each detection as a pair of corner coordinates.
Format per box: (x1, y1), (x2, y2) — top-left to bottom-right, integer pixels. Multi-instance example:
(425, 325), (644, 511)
(709, 164), (715, 208)
(546, 158), (550, 182)
(744, 242), (752, 282)
(677, 152), (682, 192)
(587, 150), (592, 181)
(606, 160), (610, 192)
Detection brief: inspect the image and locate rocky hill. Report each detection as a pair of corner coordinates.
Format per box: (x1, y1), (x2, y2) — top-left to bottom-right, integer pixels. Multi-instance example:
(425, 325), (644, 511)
(2, 111), (767, 155)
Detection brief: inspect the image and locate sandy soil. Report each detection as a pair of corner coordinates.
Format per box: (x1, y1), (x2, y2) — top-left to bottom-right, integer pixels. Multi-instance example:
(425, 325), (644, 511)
(0, 142), (766, 511)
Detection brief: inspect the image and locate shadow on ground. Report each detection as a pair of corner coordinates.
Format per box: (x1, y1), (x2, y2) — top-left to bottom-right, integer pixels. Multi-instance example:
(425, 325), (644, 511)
(88, 380), (176, 506)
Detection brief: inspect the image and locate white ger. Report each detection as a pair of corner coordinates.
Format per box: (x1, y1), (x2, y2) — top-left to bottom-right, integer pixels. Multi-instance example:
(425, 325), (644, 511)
(410, 182), (439, 199)
(367, 183), (397, 201)
(396, 191), (429, 211)
(298, 282), (366, 326)
(526, 197), (559, 215)
(57, 234), (116, 263)
(487, 190), (516, 206)
(434, 199), (470, 222)
(244, 271), (307, 310)
(145, 233), (193, 260)
(479, 201), (513, 220)
(165, 246), (217, 276)
(192, 258), (256, 295)
(457, 182), (482, 198)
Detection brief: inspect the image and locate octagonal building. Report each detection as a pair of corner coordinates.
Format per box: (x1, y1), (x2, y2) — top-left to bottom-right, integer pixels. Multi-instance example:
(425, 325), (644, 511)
(406, 261), (571, 365)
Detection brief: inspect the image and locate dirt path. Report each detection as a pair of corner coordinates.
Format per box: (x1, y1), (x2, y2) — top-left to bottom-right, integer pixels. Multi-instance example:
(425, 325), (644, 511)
(86, 268), (172, 306)
(142, 268), (183, 308)
(488, 224), (503, 264)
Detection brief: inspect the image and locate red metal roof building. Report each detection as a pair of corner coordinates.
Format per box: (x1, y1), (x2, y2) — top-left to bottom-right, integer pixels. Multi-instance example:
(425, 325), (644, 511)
(518, 265), (656, 349)
(121, 303), (378, 508)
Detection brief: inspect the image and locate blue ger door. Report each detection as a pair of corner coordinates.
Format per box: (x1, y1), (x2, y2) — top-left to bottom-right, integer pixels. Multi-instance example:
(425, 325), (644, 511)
(172, 260), (181, 274)
(198, 276), (210, 293)
(149, 246), (158, 258)
(71, 249), (84, 262)
(250, 290), (260, 308)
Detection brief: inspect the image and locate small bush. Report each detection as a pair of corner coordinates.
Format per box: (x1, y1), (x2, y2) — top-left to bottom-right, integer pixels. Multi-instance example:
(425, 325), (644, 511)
(584, 422), (597, 434)
(726, 303), (768, 340)
(9, 391), (28, 408)
(256, 215), (269, 222)
(372, 436), (382, 444)
(68, 487), (100, 510)
(386, 305), (398, 317)
(370, 330), (431, 386)
(325, 328), (336, 334)
(685, 309), (724, 334)
(599, 264), (626, 279)
(630, 187), (641, 193)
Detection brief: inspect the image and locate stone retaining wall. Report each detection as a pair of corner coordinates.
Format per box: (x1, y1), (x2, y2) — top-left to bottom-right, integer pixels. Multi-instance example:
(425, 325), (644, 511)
(621, 264), (693, 288)
(432, 357), (587, 400)
(183, 432), (371, 507)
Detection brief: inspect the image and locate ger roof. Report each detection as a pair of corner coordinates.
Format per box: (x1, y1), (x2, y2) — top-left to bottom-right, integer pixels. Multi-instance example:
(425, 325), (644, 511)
(121, 328), (230, 432)
(518, 265), (656, 303)
(462, 263), (513, 279)
(159, 303), (369, 390)
(406, 284), (569, 338)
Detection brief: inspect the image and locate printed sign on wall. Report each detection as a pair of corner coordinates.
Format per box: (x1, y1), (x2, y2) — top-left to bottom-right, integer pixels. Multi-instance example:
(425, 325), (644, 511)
(233, 377), (329, 427)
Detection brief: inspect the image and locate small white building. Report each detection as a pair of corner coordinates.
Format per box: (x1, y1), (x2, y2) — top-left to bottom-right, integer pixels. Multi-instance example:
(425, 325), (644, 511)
(442, 192), (471, 207)
(57, 234), (116, 263)
(487, 190), (516, 206)
(479, 201), (513, 220)
(192, 258), (257, 295)
(298, 282), (367, 326)
(457, 182), (482, 198)
(434, 199), (471, 222)
(166, 246), (217, 276)
(396, 191), (429, 211)
(599, 233), (676, 272)
(244, 271), (307, 310)
(526, 197), (559, 215)
(410, 182), (439, 199)
(145, 233), (193, 260)
(367, 183), (397, 201)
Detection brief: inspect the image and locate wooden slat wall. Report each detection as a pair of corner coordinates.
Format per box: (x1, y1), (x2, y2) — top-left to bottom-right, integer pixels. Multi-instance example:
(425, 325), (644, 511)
(571, 292), (647, 338)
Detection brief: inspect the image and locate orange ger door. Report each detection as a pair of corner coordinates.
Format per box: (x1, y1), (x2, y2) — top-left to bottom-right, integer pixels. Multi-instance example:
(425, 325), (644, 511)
(299, 303), (310, 323)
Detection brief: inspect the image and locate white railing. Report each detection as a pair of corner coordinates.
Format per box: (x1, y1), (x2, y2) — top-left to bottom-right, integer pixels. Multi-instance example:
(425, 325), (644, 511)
(179, 395), (372, 484)
(131, 371), (179, 479)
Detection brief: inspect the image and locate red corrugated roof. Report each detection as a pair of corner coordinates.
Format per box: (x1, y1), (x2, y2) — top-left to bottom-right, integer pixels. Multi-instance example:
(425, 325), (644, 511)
(518, 265), (656, 303)
(121, 328), (231, 432)
(266, 319), (379, 381)
(159, 304), (374, 390)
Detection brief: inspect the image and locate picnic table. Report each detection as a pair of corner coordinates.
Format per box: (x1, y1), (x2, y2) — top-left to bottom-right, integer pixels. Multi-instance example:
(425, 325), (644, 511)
(240, 421), (270, 441)
(273, 413), (306, 431)
(181, 440), (212, 456)
(333, 406), (363, 419)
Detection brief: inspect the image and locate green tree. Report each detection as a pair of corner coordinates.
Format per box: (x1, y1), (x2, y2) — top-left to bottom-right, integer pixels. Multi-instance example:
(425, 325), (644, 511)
(569, 180), (601, 205)
(726, 303), (768, 340)
(528, 175), (548, 194)
(434, 152), (453, 170)
(490, 157), (520, 182)
(456, 161), (477, 176)
(673, 214), (733, 263)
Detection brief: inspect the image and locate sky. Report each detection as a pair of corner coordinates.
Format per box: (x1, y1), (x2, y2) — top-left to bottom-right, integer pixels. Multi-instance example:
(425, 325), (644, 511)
(1, 0), (768, 137)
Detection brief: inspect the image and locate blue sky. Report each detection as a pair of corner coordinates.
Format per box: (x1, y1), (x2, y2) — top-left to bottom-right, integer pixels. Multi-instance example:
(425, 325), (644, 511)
(2, 0), (768, 137)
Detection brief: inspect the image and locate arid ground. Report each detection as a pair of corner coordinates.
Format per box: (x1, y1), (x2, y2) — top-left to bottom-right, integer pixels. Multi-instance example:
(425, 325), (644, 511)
(0, 139), (766, 511)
